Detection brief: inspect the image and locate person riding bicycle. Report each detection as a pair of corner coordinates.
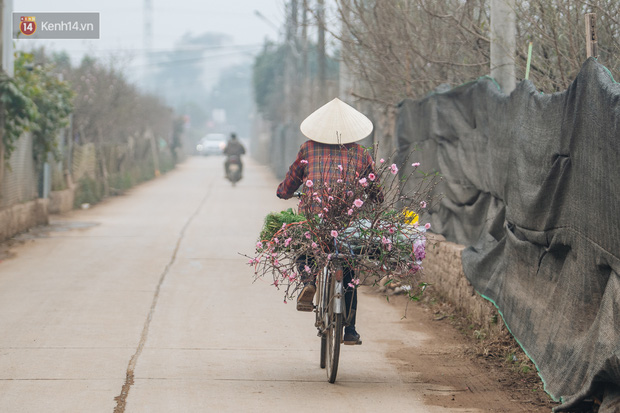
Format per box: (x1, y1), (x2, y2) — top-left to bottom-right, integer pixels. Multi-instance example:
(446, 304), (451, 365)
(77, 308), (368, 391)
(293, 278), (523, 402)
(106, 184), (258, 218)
(276, 98), (383, 346)
(223, 132), (246, 177)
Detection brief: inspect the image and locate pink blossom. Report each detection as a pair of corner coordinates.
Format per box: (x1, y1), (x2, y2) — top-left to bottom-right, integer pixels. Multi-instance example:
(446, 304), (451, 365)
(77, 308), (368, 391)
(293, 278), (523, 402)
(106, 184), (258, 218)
(420, 201), (427, 208)
(305, 231), (311, 239)
(300, 159), (308, 164)
(328, 196), (334, 201)
(305, 179), (313, 187)
(347, 191), (354, 197)
(390, 164), (399, 174)
(323, 207), (329, 212)
(248, 258), (257, 265)
(311, 242), (317, 248)
(347, 209), (354, 216)
(318, 213), (323, 218)
(304, 265), (311, 273)
(348, 280), (360, 288)
(274, 279), (279, 287)
(388, 227), (395, 234)
(338, 164), (343, 171)
(256, 241), (263, 248)
(368, 173), (376, 181)
(353, 199), (364, 208)
(337, 179), (343, 183)
(412, 162), (420, 167)
(425, 223), (431, 230)
(359, 177), (367, 185)
(314, 197), (322, 204)
(327, 254), (332, 260)
(274, 238), (279, 244)
(414, 239), (426, 261)
(380, 158), (385, 163)
(289, 273), (297, 282)
(284, 237), (292, 247)
(274, 259), (279, 266)
(331, 230), (339, 238)
(281, 223), (287, 229)
(381, 236), (392, 251)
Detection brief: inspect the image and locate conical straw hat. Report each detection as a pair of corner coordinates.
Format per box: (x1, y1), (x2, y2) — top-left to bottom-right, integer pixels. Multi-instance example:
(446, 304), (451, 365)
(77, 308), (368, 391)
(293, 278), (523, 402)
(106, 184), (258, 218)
(300, 98), (373, 144)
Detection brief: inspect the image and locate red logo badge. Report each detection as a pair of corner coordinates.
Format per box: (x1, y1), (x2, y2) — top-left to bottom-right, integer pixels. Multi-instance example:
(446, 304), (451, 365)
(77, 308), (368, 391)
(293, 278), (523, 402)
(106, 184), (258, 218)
(19, 16), (36, 36)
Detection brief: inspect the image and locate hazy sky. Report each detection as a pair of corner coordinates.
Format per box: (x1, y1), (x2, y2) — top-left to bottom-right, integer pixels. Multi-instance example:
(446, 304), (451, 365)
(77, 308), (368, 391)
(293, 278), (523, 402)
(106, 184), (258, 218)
(13, 0), (286, 75)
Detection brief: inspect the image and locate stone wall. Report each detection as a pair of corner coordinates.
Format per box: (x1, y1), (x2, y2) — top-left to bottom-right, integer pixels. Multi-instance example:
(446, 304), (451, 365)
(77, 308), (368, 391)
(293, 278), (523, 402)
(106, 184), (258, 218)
(423, 234), (505, 335)
(0, 199), (49, 241)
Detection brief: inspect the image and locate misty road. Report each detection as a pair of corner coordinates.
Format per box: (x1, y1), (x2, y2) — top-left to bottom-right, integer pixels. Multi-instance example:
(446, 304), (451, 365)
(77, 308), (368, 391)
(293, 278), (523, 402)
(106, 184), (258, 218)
(0, 156), (526, 412)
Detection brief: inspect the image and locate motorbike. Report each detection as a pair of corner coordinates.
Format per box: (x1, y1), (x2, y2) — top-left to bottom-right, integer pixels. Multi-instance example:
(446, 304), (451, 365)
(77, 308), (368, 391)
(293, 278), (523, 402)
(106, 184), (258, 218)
(225, 155), (243, 186)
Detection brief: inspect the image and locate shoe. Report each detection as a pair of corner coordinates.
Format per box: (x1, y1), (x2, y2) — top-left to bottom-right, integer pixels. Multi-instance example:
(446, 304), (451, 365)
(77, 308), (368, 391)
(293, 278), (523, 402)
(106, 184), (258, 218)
(343, 330), (362, 345)
(296, 283), (316, 312)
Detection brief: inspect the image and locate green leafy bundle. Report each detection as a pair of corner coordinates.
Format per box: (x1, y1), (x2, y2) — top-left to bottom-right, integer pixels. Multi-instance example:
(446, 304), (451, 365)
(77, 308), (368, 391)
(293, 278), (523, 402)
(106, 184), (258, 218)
(259, 208), (306, 242)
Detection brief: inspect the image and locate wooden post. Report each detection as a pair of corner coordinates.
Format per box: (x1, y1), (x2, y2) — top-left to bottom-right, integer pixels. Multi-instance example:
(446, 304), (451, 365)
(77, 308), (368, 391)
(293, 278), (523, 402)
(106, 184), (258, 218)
(585, 13), (598, 59)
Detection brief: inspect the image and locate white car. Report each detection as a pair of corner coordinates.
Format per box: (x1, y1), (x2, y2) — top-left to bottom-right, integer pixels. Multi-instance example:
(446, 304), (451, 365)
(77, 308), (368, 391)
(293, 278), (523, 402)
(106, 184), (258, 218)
(196, 133), (227, 156)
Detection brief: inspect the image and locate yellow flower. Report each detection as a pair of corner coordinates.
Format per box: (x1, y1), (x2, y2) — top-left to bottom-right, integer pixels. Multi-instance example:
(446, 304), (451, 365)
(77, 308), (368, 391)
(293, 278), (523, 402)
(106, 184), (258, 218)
(403, 209), (419, 225)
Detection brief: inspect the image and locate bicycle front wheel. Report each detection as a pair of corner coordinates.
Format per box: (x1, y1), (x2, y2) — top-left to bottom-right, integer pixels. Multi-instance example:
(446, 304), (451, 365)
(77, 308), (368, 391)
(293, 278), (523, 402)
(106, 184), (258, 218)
(320, 334), (326, 369)
(325, 276), (343, 383)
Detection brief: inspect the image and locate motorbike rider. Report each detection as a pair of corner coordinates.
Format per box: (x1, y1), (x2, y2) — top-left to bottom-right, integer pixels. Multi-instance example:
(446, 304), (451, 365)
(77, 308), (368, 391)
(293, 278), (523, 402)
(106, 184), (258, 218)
(223, 132), (246, 177)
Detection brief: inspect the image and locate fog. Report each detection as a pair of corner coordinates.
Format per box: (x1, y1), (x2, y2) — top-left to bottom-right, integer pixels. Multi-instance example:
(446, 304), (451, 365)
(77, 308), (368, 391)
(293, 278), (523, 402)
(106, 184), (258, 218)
(13, 0), (286, 139)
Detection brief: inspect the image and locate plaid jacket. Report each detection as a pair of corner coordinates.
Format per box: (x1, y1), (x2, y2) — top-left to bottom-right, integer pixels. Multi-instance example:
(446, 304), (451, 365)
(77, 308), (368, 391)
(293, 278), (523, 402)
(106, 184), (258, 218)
(277, 140), (381, 214)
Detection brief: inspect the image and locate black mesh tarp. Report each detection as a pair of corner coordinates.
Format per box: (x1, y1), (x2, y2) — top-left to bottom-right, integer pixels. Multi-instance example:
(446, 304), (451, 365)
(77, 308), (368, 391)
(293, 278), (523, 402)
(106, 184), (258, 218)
(396, 58), (620, 411)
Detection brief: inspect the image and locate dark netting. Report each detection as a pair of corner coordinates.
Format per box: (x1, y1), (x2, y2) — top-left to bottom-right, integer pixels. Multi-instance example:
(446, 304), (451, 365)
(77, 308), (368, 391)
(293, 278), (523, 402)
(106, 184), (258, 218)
(395, 58), (620, 411)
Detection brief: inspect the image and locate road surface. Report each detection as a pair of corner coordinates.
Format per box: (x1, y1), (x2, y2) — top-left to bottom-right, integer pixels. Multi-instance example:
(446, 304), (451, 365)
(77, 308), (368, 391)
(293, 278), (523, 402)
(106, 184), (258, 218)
(0, 156), (543, 412)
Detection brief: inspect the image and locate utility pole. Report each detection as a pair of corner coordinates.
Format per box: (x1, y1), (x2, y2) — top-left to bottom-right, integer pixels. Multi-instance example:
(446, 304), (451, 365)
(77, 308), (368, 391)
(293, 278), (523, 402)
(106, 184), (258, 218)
(284, 0), (298, 128)
(143, 0), (153, 91)
(317, 0), (327, 103)
(301, 0), (310, 115)
(0, 0), (4, 187)
(338, 0), (353, 102)
(490, 0), (516, 94)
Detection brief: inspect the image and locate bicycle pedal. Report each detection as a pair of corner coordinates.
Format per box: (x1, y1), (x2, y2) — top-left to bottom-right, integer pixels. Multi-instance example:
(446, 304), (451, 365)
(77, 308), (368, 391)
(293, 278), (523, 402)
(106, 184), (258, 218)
(296, 302), (314, 312)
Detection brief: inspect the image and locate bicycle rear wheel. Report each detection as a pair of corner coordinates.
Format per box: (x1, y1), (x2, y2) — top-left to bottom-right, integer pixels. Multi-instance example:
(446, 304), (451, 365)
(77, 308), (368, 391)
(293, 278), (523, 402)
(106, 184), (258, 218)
(325, 276), (343, 383)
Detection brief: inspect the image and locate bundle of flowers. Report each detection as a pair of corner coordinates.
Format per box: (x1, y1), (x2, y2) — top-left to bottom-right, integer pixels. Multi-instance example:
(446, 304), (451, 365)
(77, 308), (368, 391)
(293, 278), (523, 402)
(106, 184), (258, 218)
(246, 147), (442, 303)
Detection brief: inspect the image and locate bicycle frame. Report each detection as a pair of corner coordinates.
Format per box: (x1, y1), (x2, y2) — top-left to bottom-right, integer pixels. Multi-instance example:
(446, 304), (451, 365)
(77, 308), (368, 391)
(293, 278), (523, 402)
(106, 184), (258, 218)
(315, 260), (346, 333)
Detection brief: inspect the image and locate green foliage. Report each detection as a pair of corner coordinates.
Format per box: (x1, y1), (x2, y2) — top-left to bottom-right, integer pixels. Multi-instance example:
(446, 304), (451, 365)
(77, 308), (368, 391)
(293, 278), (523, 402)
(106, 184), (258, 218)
(0, 71), (38, 160)
(259, 208), (307, 242)
(73, 175), (104, 207)
(0, 51), (74, 164)
(252, 42), (286, 121)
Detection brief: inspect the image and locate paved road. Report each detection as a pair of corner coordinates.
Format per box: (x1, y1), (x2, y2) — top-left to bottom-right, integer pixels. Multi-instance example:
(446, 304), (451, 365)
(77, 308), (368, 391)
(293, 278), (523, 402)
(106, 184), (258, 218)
(0, 156), (482, 413)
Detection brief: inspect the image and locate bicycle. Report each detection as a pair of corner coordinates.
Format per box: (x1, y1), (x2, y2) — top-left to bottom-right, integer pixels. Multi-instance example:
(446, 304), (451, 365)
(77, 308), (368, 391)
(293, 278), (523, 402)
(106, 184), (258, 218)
(292, 192), (358, 383)
(312, 250), (357, 383)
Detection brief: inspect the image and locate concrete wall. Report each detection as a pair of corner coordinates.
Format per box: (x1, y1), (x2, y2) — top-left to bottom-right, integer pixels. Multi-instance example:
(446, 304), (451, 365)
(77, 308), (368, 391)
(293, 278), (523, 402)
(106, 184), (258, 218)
(0, 199), (49, 241)
(423, 234), (505, 336)
(48, 188), (75, 215)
